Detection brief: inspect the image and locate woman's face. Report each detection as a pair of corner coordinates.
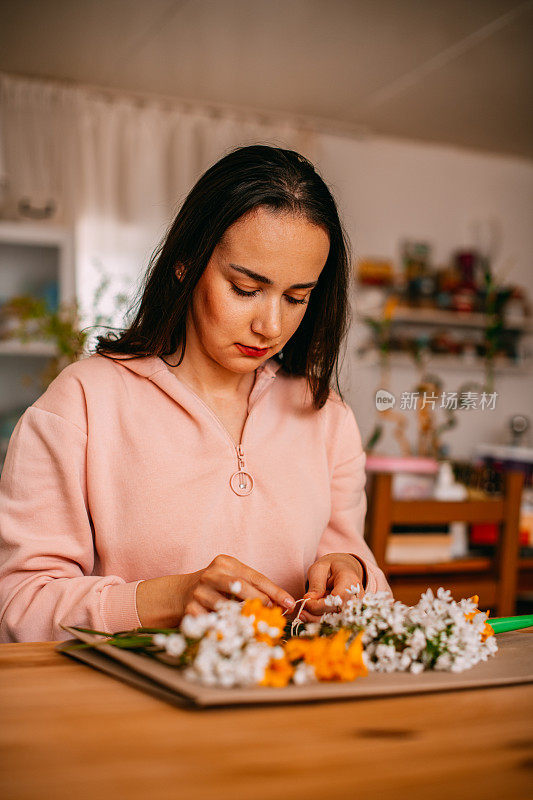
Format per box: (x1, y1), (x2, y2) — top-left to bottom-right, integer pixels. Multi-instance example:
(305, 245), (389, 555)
(180, 207), (330, 376)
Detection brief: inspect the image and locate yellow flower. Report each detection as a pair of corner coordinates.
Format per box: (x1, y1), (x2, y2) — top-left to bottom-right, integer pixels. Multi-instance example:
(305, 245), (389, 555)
(241, 598), (285, 644)
(383, 297), (398, 321)
(261, 655), (294, 688)
(284, 629), (368, 682)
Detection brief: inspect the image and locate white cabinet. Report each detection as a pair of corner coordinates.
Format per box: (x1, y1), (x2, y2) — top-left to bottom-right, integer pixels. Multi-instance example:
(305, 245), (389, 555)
(0, 221), (74, 468)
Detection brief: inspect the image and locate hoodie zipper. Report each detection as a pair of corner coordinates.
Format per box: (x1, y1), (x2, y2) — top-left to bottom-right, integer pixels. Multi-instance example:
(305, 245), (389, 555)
(168, 371), (276, 495)
(233, 443), (251, 495)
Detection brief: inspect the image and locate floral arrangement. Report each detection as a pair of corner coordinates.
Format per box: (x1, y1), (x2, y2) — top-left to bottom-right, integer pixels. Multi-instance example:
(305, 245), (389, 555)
(69, 586), (496, 689)
(302, 587), (496, 675)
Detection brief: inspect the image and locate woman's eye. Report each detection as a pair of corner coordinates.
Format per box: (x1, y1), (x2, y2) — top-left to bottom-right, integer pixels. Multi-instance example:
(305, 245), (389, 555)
(231, 284), (259, 297)
(230, 284), (308, 306)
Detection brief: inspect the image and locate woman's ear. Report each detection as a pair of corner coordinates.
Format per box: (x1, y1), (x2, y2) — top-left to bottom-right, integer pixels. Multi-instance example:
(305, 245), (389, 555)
(175, 265), (185, 281)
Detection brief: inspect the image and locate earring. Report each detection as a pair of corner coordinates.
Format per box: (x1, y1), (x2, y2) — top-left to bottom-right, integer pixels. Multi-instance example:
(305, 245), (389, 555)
(176, 268), (184, 280)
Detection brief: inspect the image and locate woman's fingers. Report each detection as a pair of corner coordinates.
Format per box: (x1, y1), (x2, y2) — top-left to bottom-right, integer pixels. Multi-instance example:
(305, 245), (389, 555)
(299, 610), (324, 624)
(203, 573), (273, 606)
(303, 578), (365, 620)
(207, 555), (295, 611)
(305, 561), (330, 598)
(247, 569), (296, 611)
(302, 596), (329, 616)
(183, 599), (206, 617)
(302, 560), (331, 614)
(192, 583), (232, 612)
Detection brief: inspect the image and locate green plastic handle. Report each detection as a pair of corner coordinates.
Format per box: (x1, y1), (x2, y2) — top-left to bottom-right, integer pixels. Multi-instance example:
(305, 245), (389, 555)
(488, 615), (533, 634)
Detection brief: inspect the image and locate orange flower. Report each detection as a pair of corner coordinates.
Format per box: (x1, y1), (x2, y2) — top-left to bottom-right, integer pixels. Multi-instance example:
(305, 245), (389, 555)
(261, 655), (294, 688)
(284, 630), (368, 682)
(465, 595), (494, 640)
(481, 620), (495, 642)
(241, 598), (285, 644)
(480, 610), (494, 642)
(465, 594), (480, 621)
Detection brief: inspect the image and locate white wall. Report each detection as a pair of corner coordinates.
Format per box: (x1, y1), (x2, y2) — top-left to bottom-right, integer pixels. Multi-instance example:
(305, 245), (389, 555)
(315, 133), (533, 458)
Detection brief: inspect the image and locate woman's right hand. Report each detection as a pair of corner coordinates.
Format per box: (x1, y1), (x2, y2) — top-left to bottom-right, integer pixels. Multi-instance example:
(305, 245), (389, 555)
(136, 554), (296, 627)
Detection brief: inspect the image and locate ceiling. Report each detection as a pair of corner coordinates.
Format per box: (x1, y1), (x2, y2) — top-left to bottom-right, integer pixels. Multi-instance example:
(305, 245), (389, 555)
(1, 0), (532, 159)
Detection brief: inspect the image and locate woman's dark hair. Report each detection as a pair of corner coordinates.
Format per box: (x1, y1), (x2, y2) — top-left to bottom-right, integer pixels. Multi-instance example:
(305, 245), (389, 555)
(95, 144), (352, 410)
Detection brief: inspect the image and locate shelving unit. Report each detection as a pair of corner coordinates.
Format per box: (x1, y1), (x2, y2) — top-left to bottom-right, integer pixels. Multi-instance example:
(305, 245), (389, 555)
(358, 301), (532, 373)
(372, 305), (532, 332)
(366, 470), (530, 615)
(356, 350), (529, 374)
(0, 221), (74, 467)
(0, 340), (58, 357)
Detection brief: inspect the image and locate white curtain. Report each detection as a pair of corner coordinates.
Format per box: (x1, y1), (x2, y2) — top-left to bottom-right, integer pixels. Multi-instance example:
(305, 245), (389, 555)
(0, 73), (317, 323)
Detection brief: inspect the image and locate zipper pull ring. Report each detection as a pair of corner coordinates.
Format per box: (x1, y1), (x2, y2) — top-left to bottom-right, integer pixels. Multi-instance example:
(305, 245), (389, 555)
(230, 444), (254, 496)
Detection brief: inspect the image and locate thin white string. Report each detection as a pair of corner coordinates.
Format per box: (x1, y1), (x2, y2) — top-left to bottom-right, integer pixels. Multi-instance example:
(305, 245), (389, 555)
(289, 598), (309, 637)
(282, 596), (305, 616)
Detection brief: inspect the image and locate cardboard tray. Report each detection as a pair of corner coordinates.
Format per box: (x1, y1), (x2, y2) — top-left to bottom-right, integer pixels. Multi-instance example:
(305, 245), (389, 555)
(57, 625), (533, 708)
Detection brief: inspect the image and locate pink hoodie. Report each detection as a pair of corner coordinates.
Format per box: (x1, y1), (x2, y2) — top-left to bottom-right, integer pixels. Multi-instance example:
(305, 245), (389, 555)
(0, 354), (391, 642)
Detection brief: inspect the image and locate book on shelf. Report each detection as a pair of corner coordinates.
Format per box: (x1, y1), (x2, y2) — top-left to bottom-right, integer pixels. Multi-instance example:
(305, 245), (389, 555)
(386, 524), (453, 563)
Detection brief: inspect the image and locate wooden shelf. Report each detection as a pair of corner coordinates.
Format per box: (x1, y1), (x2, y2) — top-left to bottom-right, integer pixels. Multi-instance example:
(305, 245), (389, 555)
(0, 340), (57, 357)
(391, 498), (504, 524)
(387, 557), (533, 575)
(358, 301), (532, 373)
(386, 557), (493, 574)
(366, 471), (525, 615)
(356, 350), (530, 374)
(0, 222), (74, 417)
(365, 305), (532, 332)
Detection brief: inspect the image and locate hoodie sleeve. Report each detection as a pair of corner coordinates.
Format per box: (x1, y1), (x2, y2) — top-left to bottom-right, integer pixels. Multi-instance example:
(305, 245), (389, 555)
(315, 403), (392, 596)
(0, 407), (142, 643)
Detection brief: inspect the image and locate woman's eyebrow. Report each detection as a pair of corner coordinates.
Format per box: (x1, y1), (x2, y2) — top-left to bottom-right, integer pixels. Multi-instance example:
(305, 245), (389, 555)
(228, 263), (318, 290)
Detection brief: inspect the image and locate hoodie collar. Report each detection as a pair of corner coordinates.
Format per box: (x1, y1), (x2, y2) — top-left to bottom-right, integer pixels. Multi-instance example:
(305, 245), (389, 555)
(247, 357), (282, 410)
(103, 353), (282, 411)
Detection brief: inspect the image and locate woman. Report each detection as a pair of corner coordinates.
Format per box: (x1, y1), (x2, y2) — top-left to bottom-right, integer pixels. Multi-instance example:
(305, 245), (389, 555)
(0, 145), (391, 643)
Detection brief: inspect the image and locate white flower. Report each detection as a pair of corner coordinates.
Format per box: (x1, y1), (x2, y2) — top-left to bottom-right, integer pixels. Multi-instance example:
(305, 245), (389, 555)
(324, 594), (342, 608)
(304, 622), (320, 636)
(181, 612), (214, 639)
(165, 633), (186, 657)
(293, 662), (317, 685)
(229, 581), (242, 595)
(324, 594), (343, 608)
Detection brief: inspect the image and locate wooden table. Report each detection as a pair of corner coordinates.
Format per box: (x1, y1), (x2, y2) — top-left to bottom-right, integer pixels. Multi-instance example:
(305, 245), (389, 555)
(1, 641), (532, 800)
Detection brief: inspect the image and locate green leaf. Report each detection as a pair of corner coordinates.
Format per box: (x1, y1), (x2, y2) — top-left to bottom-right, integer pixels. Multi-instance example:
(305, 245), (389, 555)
(104, 638), (154, 648)
(70, 626), (113, 636)
(115, 627), (179, 635)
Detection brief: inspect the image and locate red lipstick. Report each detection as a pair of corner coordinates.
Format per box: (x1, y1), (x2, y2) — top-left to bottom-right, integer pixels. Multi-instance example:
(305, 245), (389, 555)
(236, 343), (269, 358)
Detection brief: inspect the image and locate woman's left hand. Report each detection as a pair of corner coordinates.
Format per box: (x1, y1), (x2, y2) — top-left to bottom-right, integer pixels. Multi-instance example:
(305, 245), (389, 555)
(300, 553), (365, 622)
